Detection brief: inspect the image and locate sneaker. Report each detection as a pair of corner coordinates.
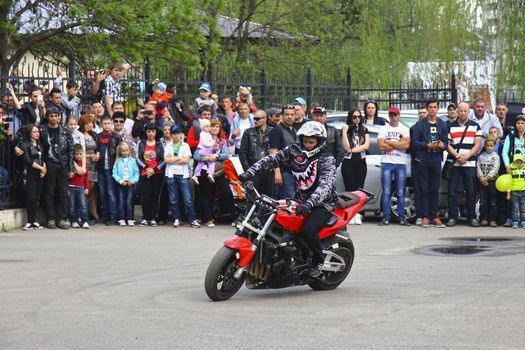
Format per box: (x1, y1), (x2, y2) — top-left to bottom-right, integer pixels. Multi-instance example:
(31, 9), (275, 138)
(82, 222), (90, 229)
(430, 218), (445, 228)
(415, 218), (423, 226)
(190, 220), (201, 228)
(398, 219), (411, 226)
(173, 219), (180, 228)
(191, 176), (199, 185)
(503, 218), (513, 227)
(58, 220), (70, 230)
(469, 219), (480, 227)
(512, 221), (518, 229)
(206, 220), (215, 227)
(149, 220), (158, 227)
(118, 220), (126, 226)
(32, 222), (43, 230)
(354, 213), (362, 225)
(22, 223), (33, 231)
(71, 222), (80, 228)
(421, 218), (430, 228)
(489, 221), (497, 228)
(307, 263), (323, 278)
(379, 218), (390, 226)
(127, 220), (135, 226)
(138, 219), (148, 227)
(207, 174), (215, 183)
(446, 218), (457, 227)
(47, 220), (57, 229)
(480, 220), (489, 226)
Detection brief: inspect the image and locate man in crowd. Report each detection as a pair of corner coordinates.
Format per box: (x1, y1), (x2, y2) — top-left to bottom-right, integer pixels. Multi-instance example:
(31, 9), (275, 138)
(440, 103), (458, 125)
(41, 107), (75, 229)
(469, 98), (502, 140)
(239, 110), (274, 196)
(377, 107), (411, 226)
(446, 102), (482, 227)
(267, 107), (281, 127)
(293, 97), (307, 130)
(495, 103), (511, 138)
(410, 104), (429, 225)
(102, 62), (129, 117)
(310, 106), (344, 167)
(269, 104), (299, 199)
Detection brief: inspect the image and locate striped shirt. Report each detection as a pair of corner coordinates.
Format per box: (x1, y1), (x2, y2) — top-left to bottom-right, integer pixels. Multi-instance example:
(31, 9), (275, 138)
(102, 75), (122, 105)
(448, 119), (482, 167)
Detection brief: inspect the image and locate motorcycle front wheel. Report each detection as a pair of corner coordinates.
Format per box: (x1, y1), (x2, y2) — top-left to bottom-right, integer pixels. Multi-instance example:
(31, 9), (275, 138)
(308, 243), (354, 291)
(205, 246), (246, 301)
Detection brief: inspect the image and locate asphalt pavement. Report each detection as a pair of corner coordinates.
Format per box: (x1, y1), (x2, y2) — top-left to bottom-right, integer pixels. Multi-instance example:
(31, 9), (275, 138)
(1, 221), (524, 349)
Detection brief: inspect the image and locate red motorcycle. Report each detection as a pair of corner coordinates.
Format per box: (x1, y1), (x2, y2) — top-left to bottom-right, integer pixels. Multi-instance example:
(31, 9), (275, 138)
(205, 183), (372, 301)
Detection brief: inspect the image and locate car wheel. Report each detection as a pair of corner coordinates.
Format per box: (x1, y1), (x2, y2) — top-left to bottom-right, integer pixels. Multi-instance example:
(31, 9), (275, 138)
(391, 183), (416, 221)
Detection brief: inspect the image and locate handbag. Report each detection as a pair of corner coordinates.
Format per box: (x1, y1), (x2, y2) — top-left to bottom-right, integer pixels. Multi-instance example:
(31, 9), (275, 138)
(441, 124), (469, 180)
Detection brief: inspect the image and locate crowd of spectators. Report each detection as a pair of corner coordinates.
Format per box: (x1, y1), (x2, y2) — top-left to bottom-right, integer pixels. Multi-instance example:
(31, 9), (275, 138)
(1, 63), (525, 231)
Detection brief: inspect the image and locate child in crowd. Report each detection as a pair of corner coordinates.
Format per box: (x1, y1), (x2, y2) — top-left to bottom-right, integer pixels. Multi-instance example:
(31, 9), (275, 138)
(149, 82), (172, 118)
(192, 118), (217, 184)
(69, 144), (90, 229)
(112, 142), (139, 226)
(233, 86), (257, 113)
(164, 124), (200, 228)
(191, 82), (216, 117)
(66, 115), (86, 174)
(507, 153), (525, 228)
(476, 135), (500, 227)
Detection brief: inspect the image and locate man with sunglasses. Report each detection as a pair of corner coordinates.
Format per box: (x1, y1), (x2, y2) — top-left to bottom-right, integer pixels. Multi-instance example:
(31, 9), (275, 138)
(377, 107), (411, 226)
(239, 110), (274, 196)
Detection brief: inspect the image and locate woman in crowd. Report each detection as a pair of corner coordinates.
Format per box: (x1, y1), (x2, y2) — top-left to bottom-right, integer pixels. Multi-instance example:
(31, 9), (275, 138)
(79, 110), (100, 222)
(193, 119), (236, 227)
(363, 100), (385, 126)
(19, 124), (46, 230)
(502, 114), (525, 174)
(341, 109), (370, 192)
(137, 123), (165, 226)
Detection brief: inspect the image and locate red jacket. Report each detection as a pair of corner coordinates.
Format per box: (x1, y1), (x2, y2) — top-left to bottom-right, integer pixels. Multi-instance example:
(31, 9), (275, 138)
(69, 160), (89, 189)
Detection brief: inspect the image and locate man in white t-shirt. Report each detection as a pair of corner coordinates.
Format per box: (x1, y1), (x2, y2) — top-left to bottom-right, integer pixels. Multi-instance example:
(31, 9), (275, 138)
(377, 107), (411, 226)
(164, 124), (200, 228)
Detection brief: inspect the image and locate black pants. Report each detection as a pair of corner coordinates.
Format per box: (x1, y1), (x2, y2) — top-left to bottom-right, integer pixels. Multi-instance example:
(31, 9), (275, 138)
(341, 159), (367, 192)
(195, 170), (235, 222)
(299, 207), (332, 265)
(157, 180), (169, 222)
(140, 173), (164, 221)
(25, 170), (43, 223)
(44, 162), (69, 221)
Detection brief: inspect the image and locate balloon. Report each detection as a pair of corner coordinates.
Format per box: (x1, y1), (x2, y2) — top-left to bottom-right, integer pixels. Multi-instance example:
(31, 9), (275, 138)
(496, 174), (513, 192)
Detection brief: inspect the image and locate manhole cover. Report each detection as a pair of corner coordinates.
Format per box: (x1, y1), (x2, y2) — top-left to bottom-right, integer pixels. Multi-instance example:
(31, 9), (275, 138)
(443, 237), (525, 243)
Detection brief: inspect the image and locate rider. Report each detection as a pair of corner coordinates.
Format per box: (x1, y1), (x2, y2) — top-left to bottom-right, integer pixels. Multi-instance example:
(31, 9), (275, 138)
(239, 121), (338, 278)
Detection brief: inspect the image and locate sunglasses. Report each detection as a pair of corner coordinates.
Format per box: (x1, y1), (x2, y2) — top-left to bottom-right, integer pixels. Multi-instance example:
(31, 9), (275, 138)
(351, 115), (361, 119)
(283, 104), (295, 110)
(389, 112), (399, 117)
(113, 119), (124, 124)
(253, 117), (265, 121)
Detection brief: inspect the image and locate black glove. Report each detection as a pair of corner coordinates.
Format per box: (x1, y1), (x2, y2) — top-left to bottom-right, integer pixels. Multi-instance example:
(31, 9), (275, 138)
(296, 203), (312, 216)
(238, 172), (251, 183)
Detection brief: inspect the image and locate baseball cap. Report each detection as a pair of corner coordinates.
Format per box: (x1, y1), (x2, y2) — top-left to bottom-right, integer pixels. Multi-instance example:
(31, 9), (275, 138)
(267, 107), (281, 115)
(513, 153), (524, 162)
(199, 82), (211, 92)
(170, 124), (183, 134)
(388, 106), (400, 115)
(447, 103), (457, 110)
(312, 106), (326, 114)
(293, 97), (306, 106)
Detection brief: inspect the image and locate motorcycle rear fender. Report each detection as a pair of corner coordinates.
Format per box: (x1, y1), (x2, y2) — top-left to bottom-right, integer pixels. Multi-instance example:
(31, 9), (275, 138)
(223, 236), (255, 267)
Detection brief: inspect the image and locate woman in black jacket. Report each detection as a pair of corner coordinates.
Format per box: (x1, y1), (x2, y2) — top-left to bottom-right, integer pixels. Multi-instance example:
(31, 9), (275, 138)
(19, 124), (46, 230)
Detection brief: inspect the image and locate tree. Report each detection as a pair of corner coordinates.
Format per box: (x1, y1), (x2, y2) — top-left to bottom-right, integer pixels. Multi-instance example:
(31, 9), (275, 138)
(0, 0), (214, 88)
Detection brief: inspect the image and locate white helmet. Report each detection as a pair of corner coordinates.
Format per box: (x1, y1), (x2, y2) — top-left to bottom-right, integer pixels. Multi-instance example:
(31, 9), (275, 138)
(296, 121), (327, 158)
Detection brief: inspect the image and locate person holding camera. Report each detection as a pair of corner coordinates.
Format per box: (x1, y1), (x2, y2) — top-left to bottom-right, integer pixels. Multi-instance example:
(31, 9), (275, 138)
(132, 102), (164, 139)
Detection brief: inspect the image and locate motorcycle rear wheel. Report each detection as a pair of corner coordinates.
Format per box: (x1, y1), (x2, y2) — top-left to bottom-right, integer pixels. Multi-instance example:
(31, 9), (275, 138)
(205, 247), (246, 301)
(308, 244), (354, 291)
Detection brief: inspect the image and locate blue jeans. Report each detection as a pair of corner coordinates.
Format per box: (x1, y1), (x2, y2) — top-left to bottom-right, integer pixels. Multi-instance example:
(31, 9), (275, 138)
(380, 163), (407, 220)
(419, 162), (441, 221)
(166, 176), (196, 222)
(69, 186), (88, 223)
(97, 169), (117, 221)
(117, 185), (135, 221)
(278, 170), (297, 200)
(448, 166), (477, 220)
(479, 180), (497, 221)
(511, 191), (525, 223)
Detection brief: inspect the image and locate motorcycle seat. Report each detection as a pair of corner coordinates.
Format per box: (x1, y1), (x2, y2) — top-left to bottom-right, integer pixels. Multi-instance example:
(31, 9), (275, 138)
(337, 192), (360, 208)
(326, 214), (338, 227)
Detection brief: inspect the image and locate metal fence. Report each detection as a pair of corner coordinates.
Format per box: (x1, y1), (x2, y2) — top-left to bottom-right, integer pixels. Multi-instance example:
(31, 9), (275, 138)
(0, 62), (458, 209)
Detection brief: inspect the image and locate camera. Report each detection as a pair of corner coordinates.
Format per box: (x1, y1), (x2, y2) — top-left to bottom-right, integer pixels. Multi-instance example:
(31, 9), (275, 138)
(37, 95), (43, 102)
(144, 110), (154, 116)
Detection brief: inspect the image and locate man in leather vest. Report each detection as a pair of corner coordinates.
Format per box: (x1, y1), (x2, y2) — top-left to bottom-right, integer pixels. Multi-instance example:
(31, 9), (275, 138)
(311, 106), (344, 167)
(268, 105), (299, 199)
(239, 110), (274, 196)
